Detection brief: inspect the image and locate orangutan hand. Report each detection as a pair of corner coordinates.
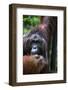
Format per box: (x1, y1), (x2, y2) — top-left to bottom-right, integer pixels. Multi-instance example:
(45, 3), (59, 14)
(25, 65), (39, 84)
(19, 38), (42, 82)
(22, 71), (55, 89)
(23, 55), (48, 74)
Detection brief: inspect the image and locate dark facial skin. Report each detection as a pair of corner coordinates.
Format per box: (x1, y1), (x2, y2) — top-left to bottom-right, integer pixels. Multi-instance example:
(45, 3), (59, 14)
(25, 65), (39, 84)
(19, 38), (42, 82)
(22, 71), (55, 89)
(24, 34), (46, 58)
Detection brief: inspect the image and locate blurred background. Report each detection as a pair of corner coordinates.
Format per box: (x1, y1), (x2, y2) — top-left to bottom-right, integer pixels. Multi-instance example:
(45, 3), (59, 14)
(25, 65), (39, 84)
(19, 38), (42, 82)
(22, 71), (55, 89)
(23, 15), (41, 34)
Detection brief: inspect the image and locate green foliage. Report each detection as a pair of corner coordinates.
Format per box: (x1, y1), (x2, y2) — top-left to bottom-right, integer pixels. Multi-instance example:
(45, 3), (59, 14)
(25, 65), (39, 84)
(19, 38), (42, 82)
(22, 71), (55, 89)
(23, 28), (31, 34)
(31, 16), (40, 26)
(23, 15), (41, 34)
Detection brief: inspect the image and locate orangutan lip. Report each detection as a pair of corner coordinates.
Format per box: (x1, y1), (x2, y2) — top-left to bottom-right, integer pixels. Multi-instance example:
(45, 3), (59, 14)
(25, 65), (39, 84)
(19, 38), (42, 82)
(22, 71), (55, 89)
(31, 44), (39, 55)
(31, 48), (38, 54)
